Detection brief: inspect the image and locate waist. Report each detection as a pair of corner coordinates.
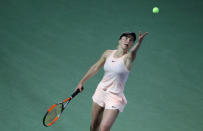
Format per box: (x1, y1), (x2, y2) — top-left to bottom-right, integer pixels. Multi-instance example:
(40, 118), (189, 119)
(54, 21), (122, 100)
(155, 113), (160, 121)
(98, 81), (125, 94)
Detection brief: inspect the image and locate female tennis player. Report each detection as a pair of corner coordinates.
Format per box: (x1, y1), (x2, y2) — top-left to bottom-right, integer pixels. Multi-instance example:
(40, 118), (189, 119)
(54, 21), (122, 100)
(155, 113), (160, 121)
(75, 31), (148, 131)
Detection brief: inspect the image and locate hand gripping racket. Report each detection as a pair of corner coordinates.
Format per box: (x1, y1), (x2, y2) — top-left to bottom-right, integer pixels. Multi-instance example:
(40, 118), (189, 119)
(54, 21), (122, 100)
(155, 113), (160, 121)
(43, 88), (83, 127)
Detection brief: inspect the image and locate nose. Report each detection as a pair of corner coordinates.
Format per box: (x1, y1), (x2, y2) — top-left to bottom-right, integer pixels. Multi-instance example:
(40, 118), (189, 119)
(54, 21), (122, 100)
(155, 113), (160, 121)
(126, 38), (130, 43)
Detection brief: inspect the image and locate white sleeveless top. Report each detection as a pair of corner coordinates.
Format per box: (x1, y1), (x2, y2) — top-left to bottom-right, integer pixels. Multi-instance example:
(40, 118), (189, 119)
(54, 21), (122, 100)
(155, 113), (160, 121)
(99, 50), (130, 94)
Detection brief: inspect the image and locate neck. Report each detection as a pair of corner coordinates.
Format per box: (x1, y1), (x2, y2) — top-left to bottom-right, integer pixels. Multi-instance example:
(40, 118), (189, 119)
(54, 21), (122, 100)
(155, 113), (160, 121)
(115, 46), (128, 57)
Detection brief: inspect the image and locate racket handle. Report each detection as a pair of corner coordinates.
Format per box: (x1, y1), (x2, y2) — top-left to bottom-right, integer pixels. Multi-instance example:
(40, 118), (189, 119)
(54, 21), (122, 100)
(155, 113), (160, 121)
(72, 86), (83, 98)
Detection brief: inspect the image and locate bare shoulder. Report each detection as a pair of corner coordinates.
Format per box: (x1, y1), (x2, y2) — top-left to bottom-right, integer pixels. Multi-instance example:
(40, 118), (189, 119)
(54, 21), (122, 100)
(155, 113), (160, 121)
(125, 52), (134, 60)
(94, 50), (113, 67)
(103, 49), (114, 58)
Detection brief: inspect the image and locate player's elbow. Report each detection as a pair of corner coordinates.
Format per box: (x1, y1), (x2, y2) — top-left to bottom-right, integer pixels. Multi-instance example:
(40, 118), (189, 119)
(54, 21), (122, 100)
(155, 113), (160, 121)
(91, 64), (99, 73)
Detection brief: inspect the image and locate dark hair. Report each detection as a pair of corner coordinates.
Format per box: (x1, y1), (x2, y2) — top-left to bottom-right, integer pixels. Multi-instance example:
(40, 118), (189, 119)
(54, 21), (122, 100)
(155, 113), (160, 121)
(119, 32), (136, 42)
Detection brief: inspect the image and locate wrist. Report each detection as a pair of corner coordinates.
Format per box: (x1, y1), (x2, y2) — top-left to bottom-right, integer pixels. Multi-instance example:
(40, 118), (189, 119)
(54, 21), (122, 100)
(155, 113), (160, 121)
(79, 80), (84, 85)
(137, 40), (142, 44)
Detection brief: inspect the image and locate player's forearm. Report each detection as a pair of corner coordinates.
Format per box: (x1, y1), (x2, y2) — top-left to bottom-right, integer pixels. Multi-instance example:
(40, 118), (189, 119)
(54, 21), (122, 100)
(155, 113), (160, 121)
(131, 32), (148, 54)
(131, 41), (142, 54)
(79, 65), (98, 84)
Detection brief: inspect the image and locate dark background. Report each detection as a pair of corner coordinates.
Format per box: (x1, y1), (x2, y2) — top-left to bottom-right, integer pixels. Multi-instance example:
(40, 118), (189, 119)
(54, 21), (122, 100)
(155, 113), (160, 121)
(0, 0), (203, 130)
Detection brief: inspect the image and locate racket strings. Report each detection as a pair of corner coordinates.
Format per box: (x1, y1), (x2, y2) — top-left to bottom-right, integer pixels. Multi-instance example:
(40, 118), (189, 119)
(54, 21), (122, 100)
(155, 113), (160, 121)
(44, 104), (63, 126)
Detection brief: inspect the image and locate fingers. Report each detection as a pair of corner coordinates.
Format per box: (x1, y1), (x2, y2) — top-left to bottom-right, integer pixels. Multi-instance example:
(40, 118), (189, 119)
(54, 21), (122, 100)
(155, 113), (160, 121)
(75, 87), (82, 92)
(79, 86), (84, 92)
(139, 31), (149, 38)
(143, 32), (149, 37)
(75, 85), (84, 92)
(139, 31), (141, 36)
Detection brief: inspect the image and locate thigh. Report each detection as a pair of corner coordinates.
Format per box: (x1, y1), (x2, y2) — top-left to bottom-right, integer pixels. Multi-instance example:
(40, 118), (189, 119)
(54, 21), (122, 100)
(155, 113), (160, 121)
(100, 109), (119, 130)
(105, 92), (126, 112)
(91, 101), (104, 125)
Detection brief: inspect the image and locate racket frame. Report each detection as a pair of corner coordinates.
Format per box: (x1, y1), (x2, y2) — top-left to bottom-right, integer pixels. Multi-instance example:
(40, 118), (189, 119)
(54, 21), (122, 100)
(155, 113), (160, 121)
(43, 88), (82, 127)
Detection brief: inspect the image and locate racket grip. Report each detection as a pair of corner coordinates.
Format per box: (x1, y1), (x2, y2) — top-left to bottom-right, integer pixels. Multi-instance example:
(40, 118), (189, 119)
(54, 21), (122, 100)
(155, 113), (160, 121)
(72, 86), (83, 98)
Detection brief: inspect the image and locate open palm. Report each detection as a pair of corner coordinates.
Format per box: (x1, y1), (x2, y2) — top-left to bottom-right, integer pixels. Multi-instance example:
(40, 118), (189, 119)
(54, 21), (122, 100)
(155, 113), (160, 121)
(138, 31), (148, 42)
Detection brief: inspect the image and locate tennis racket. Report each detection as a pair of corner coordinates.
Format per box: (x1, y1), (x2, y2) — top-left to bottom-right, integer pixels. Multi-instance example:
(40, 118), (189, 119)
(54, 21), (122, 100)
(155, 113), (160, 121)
(43, 87), (83, 127)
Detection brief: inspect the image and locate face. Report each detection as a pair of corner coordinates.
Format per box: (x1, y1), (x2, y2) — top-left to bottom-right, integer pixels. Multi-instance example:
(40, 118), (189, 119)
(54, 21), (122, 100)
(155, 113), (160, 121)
(118, 35), (135, 50)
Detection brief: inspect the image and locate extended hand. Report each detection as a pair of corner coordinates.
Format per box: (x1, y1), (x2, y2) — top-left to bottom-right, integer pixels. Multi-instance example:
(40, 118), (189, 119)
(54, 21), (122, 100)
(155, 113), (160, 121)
(75, 82), (84, 92)
(138, 31), (148, 43)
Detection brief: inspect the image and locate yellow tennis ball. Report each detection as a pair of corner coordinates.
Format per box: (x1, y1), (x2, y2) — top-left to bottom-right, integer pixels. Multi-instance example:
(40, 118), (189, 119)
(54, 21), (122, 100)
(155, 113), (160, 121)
(152, 7), (159, 14)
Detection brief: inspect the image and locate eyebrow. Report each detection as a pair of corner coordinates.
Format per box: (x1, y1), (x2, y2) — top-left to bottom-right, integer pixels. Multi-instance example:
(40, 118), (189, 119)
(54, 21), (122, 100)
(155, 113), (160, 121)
(125, 36), (134, 40)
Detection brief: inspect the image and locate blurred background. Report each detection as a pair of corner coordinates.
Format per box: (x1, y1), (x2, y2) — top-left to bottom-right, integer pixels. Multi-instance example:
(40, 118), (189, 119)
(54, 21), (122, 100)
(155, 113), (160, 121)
(0, 0), (203, 130)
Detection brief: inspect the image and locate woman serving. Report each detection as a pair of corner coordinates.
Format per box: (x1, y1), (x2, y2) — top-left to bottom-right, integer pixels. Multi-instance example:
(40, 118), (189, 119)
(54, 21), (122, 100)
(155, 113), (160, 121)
(75, 31), (148, 131)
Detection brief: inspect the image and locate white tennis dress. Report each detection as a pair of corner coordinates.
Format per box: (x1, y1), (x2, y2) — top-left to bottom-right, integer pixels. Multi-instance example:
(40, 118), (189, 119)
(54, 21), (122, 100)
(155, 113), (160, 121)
(92, 50), (130, 112)
(101, 50), (130, 93)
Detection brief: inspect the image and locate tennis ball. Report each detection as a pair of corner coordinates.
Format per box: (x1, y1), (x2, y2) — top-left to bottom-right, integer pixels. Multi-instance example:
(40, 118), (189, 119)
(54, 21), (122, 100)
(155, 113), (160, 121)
(152, 7), (159, 14)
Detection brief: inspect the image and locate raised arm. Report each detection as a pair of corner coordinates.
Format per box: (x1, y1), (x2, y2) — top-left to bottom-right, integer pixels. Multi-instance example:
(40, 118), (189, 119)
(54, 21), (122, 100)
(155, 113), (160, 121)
(129, 31), (148, 60)
(75, 50), (112, 92)
(124, 32), (148, 71)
